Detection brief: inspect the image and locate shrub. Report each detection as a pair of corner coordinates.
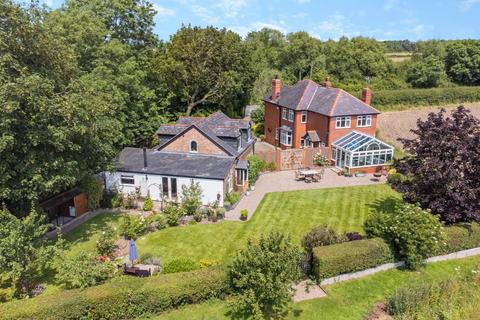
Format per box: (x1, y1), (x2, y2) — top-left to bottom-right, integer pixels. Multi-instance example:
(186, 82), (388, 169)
(441, 222), (480, 254)
(55, 252), (119, 289)
(111, 193), (123, 208)
(386, 172), (405, 185)
(163, 203), (184, 227)
(142, 194), (153, 211)
(265, 162), (276, 171)
(302, 225), (347, 254)
(240, 209), (248, 221)
(162, 258), (199, 274)
(118, 215), (147, 240)
(312, 238), (394, 280)
(247, 155), (266, 183)
(199, 259), (219, 268)
(96, 226), (117, 257)
(345, 232), (363, 241)
(369, 86), (480, 111)
(364, 204), (445, 269)
(193, 210), (203, 222)
(229, 231), (302, 319)
(79, 175), (104, 211)
(181, 180), (202, 215)
(0, 267), (229, 320)
(146, 214), (168, 231)
(225, 191), (241, 205)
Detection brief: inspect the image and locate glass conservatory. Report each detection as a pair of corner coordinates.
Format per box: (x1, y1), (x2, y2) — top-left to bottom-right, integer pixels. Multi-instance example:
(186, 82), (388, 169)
(332, 131), (394, 170)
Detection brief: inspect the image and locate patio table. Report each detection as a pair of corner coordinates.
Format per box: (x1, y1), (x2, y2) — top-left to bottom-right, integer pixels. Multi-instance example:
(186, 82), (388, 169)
(300, 170), (318, 176)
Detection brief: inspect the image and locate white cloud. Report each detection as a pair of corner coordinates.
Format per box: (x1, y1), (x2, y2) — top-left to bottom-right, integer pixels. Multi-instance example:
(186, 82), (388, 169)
(191, 5), (220, 23)
(315, 14), (355, 39)
(153, 4), (176, 17)
(409, 24), (426, 35)
(217, 0), (248, 18)
(460, 0), (480, 11)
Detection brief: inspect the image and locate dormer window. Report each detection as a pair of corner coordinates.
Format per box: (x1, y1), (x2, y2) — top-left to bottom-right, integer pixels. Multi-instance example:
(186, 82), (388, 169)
(189, 140), (198, 153)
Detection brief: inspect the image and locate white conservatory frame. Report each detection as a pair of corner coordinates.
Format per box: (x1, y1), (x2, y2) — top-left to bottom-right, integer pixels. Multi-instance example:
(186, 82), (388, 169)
(332, 131), (394, 170)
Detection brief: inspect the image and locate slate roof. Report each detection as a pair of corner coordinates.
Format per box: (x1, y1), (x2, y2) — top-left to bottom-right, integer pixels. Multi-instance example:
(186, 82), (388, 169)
(156, 111), (252, 156)
(235, 159), (248, 170)
(304, 130), (320, 142)
(265, 79), (380, 117)
(116, 148), (234, 180)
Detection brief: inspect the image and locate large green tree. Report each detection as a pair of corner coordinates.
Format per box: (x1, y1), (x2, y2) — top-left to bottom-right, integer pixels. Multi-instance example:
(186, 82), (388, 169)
(406, 54), (446, 88)
(0, 1), (122, 213)
(158, 25), (256, 116)
(445, 41), (480, 85)
(0, 208), (60, 298)
(229, 231), (302, 319)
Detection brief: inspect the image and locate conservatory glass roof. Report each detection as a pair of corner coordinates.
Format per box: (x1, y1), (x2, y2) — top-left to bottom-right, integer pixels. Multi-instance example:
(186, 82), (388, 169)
(332, 131), (394, 153)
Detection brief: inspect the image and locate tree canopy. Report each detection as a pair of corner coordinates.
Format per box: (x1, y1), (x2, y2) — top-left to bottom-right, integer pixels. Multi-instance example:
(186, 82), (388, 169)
(395, 106), (480, 223)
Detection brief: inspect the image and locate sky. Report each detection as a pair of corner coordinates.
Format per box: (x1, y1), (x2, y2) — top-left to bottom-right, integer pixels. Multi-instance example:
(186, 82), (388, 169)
(44, 0), (480, 41)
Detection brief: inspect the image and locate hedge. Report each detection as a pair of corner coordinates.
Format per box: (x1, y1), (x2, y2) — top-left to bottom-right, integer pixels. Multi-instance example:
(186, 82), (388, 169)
(441, 222), (480, 255)
(366, 86), (480, 111)
(312, 238), (394, 280)
(0, 267), (229, 320)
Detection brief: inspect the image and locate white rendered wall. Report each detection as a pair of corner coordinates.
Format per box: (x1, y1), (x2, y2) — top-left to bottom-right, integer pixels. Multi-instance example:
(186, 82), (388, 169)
(105, 172), (225, 206)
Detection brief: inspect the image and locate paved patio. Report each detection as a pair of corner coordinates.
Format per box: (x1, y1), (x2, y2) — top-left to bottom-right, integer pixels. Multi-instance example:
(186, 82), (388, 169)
(225, 168), (387, 221)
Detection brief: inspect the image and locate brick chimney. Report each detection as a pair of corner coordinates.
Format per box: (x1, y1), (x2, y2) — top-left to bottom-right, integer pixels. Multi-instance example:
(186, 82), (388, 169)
(271, 76), (281, 100)
(322, 77), (332, 88)
(362, 87), (372, 105)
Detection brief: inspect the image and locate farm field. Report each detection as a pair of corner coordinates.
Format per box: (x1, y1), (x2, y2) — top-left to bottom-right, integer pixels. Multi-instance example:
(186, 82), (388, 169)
(146, 255), (480, 320)
(377, 103), (480, 149)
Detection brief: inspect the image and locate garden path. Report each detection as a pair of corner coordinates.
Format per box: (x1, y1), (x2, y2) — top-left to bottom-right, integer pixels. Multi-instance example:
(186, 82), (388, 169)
(225, 169), (387, 221)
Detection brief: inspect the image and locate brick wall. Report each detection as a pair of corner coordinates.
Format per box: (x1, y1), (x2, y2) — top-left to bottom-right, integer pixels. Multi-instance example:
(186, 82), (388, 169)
(264, 101), (280, 147)
(162, 127), (227, 155)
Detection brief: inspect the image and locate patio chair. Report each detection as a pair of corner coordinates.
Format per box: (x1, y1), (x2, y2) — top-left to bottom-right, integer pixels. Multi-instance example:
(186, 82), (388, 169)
(305, 176), (312, 183)
(295, 170), (305, 181)
(312, 174), (320, 182)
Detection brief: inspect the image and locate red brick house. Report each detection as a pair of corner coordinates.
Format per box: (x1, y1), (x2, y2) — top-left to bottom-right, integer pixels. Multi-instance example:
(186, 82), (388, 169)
(263, 78), (393, 173)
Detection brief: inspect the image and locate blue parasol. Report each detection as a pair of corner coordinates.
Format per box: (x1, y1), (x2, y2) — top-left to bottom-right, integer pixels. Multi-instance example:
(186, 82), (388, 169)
(129, 239), (138, 262)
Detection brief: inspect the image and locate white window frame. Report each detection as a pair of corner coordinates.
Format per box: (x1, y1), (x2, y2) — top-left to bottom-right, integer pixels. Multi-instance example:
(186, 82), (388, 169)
(301, 111), (307, 123)
(120, 175), (135, 185)
(282, 108), (287, 120)
(275, 128), (279, 140)
(288, 109), (294, 122)
(189, 140), (198, 153)
(300, 138), (306, 148)
(335, 116), (351, 129)
(280, 130), (292, 146)
(357, 115), (372, 127)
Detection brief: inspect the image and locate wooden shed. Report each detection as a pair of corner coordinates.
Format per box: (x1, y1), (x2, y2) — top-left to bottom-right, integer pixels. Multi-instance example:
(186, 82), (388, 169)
(39, 188), (87, 226)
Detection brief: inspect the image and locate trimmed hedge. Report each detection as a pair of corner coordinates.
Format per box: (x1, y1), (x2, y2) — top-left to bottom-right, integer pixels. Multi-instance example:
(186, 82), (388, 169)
(0, 267), (229, 320)
(312, 238), (394, 280)
(441, 222), (480, 254)
(367, 86), (480, 111)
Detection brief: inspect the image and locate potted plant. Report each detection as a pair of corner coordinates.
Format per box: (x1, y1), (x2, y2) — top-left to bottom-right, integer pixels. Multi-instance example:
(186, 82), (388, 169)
(240, 209), (248, 221)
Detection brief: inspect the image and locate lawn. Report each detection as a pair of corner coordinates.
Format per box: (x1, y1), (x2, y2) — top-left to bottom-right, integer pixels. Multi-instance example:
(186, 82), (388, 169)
(135, 184), (401, 264)
(146, 255), (480, 320)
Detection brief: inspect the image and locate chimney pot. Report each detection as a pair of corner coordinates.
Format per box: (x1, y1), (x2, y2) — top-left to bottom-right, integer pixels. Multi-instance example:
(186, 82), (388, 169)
(362, 87), (372, 105)
(322, 77), (332, 88)
(271, 78), (281, 100)
(143, 147), (148, 170)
